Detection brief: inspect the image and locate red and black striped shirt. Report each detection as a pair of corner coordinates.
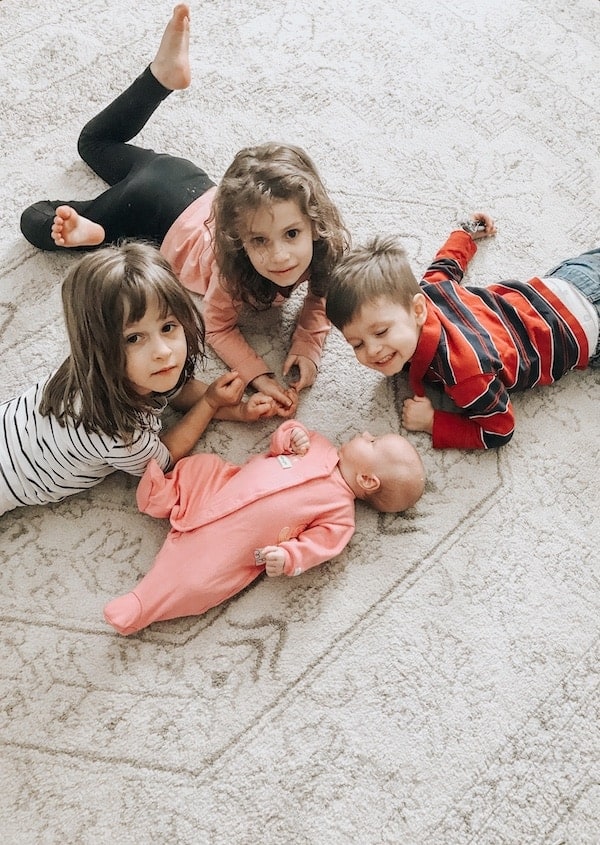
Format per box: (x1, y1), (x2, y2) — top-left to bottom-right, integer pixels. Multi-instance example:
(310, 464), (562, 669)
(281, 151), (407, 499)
(408, 231), (589, 449)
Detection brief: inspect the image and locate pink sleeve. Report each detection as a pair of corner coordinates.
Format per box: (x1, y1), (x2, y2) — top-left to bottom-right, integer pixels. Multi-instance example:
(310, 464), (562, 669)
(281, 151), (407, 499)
(280, 510), (356, 576)
(202, 267), (273, 385)
(136, 459), (178, 518)
(268, 420), (310, 455)
(288, 292), (331, 369)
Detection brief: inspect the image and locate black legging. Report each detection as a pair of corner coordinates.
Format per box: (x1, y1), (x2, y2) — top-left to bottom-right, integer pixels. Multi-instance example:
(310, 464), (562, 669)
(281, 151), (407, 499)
(20, 66), (215, 251)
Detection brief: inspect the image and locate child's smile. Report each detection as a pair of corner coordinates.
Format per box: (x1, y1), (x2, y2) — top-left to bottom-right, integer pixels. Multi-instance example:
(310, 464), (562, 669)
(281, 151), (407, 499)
(342, 296), (427, 375)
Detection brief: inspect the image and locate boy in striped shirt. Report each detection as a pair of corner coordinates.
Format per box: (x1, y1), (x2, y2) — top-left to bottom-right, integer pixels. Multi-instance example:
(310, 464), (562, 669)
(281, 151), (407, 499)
(326, 214), (598, 449)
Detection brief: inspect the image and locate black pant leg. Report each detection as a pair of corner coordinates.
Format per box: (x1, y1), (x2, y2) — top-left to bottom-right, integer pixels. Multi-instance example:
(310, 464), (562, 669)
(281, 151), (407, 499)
(77, 65), (171, 185)
(20, 65), (216, 251)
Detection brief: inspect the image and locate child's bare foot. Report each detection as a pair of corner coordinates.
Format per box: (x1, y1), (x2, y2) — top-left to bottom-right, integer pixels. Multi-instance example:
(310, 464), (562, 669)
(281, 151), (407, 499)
(150, 4), (191, 91)
(51, 206), (105, 247)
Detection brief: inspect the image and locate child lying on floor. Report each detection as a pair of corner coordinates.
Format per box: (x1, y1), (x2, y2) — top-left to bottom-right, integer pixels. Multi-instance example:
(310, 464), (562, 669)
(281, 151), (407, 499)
(326, 213), (598, 449)
(104, 420), (425, 635)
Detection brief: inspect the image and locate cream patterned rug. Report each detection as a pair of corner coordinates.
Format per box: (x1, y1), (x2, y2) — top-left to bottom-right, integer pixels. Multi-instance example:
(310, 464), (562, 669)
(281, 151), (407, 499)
(1, 1), (599, 843)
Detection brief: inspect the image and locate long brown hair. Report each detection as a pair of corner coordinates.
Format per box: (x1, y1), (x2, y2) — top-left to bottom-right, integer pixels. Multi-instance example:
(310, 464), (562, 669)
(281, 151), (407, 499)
(210, 142), (350, 306)
(40, 241), (205, 442)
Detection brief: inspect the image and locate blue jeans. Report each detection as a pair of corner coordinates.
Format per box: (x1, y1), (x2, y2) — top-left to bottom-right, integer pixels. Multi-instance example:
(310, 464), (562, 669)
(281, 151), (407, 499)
(546, 247), (600, 367)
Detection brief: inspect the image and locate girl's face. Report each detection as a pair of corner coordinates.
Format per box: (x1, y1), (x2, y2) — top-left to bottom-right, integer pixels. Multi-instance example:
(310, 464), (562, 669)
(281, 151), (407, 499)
(123, 296), (188, 396)
(241, 199), (315, 287)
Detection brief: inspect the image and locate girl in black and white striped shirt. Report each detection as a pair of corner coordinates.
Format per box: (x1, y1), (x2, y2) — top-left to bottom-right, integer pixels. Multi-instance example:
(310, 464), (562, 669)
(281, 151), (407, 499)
(1, 241), (276, 515)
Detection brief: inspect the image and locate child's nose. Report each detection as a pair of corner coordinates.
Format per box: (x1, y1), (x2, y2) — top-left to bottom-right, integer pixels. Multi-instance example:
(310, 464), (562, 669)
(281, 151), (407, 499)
(365, 337), (382, 356)
(152, 335), (171, 357)
(271, 241), (290, 261)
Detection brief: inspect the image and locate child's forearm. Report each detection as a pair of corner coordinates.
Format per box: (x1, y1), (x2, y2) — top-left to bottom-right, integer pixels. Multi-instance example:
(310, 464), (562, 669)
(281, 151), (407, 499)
(168, 377), (207, 412)
(213, 402), (247, 422)
(423, 230), (477, 284)
(160, 396), (216, 463)
(432, 409), (514, 450)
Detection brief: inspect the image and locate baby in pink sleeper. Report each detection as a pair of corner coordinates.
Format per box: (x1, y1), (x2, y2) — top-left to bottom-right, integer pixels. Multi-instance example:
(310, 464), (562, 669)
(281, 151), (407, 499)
(104, 420), (425, 635)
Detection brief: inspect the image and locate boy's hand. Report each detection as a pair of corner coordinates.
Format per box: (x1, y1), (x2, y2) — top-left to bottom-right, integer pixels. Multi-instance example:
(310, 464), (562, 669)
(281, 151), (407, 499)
(283, 354), (318, 391)
(240, 392), (278, 421)
(464, 212), (497, 240)
(204, 371), (245, 410)
(290, 426), (310, 455)
(256, 546), (286, 577)
(402, 395), (434, 434)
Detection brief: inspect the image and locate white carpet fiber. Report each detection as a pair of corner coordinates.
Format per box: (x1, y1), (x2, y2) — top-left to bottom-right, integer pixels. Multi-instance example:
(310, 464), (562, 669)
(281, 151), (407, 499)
(1, 0), (599, 842)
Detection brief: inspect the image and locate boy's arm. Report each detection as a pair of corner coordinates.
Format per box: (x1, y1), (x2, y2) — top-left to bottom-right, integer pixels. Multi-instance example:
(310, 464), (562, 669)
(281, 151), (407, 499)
(404, 374), (516, 449)
(424, 213), (496, 285)
(422, 230), (478, 285)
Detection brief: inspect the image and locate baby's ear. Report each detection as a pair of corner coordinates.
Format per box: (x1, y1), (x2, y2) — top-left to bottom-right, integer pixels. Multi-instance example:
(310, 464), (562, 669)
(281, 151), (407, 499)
(356, 473), (381, 494)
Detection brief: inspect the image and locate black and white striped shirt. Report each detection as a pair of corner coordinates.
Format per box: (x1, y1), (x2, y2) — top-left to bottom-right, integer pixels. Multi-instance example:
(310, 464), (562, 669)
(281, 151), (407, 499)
(0, 378), (171, 514)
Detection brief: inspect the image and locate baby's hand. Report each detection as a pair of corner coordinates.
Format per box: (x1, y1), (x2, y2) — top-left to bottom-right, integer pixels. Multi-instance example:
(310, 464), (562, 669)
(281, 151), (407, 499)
(290, 426), (310, 455)
(241, 392), (278, 421)
(205, 371), (245, 409)
(255, 546), (286, 577)
(463, 212), (497, 240)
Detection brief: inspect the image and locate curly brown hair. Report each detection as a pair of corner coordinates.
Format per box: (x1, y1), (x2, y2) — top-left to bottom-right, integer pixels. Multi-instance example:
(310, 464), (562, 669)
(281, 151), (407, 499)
(40, 241), (205, 443)
(209, 142), (350, 306)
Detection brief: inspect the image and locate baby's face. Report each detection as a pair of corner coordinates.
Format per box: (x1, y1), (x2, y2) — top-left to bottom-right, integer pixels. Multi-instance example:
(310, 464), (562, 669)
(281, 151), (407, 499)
(341, 295), (427, 375)
(338, 431), (407, 479)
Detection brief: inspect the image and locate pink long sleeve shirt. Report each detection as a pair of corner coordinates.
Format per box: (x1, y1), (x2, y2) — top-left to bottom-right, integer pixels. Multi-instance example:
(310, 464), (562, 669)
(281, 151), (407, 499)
(103, 421), (356, 635)
(161, 189), (331, 385)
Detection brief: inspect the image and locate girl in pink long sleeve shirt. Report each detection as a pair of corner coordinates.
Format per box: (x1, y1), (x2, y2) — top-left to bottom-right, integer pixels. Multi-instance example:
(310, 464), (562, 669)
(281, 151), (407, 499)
(20, 5), (350, 416)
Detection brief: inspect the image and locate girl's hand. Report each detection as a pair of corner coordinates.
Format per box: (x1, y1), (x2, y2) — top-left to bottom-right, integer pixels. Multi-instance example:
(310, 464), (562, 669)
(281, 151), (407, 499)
(290, 426), (310, 455)
(251, 374), (295, 409)
(466, 212), (497, 240)
(274, 387), (299, 419)
(204, 371), (245, 410)
(241, 392), (278, 421)
(402, 395), (434, 434)
(283, 354), (318, 391)
(257, 546), (286, 577)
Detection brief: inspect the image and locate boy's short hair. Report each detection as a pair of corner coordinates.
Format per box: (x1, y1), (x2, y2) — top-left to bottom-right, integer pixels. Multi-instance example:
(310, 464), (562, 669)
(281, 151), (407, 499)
(326, 235), (421, 330)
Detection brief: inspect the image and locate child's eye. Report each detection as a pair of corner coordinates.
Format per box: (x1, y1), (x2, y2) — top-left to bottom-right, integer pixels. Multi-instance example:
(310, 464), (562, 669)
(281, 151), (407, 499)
(125, 333), (140, 345)
(286, 229), (299, 240)
(251, 236), (266, 247)
(351, 341), (363, 350)
(162, 321), (179, 334)
(375, 328), (388, 337)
